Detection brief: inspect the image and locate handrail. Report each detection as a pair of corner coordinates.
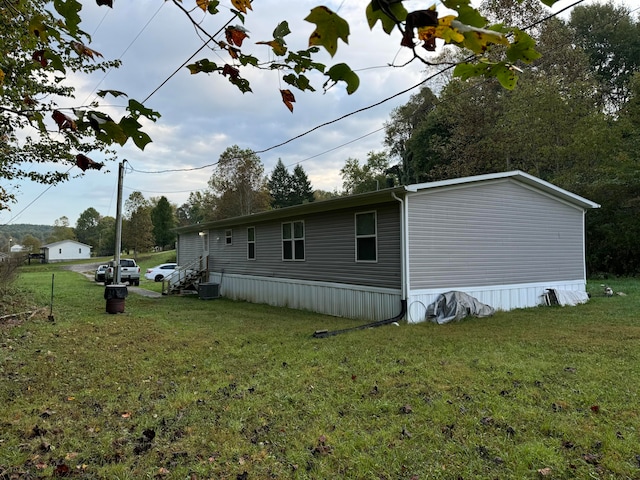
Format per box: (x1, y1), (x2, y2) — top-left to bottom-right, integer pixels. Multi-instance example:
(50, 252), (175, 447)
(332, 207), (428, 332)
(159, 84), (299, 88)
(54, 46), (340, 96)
(161, 255), (207, 295)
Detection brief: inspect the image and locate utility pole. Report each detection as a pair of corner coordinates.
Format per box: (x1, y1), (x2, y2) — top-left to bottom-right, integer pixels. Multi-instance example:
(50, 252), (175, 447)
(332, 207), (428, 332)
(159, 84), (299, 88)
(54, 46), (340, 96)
(114, 160), (125, 284)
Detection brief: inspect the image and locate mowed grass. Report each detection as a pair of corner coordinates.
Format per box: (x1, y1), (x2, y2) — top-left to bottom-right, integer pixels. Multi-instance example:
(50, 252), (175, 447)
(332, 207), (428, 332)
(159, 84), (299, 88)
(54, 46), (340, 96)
(1, 267), (640, 479)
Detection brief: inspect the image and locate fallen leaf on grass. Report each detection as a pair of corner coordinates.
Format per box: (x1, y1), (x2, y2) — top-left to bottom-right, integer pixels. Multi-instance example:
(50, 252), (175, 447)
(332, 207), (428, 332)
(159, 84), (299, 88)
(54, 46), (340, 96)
(537, 467), (552, 476)
(582, 453), (600, 465)
(399, 404), (413, 414)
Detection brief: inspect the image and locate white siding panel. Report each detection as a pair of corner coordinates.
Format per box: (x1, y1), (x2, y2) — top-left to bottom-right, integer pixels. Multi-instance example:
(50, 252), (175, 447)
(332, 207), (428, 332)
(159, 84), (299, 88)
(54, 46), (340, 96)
(207, 272), (402, 320)
(407, 279), (586, 323)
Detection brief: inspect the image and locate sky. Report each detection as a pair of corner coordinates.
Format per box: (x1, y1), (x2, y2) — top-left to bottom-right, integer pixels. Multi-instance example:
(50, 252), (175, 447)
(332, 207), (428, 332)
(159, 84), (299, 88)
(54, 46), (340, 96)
(0, 0), (614, 227)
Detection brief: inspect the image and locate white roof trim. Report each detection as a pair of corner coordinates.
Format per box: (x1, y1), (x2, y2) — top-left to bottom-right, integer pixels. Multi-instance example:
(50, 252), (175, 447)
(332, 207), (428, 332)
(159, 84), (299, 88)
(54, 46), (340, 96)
(406, 170), (600, 209)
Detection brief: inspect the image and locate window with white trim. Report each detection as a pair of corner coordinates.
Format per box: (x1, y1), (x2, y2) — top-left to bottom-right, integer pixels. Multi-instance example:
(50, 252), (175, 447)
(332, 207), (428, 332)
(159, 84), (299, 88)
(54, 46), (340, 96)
(282, 221), (304, 261)
(225, 229), (232, 245)
(355, 211), (377, 262)
(247, 227), (256, 260)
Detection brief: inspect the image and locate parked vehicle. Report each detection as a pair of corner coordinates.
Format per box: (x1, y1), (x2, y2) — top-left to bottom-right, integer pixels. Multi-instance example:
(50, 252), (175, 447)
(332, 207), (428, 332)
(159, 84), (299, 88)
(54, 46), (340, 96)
(144, 263), (177, 282)
(94, 264), (108, 282)
(105, 258), (140, 286)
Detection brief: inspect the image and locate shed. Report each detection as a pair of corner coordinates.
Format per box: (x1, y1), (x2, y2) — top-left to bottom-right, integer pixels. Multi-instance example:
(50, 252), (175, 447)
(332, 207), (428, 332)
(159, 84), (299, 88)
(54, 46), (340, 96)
(175, 171), (599, 322)
(41, 240), (92, 263)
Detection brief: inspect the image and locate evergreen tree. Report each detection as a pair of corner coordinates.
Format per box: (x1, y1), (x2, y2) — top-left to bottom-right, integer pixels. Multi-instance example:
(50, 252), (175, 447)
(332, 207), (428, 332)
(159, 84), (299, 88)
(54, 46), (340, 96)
(122, 192), (154, 256)
(151, 196), (177, 249)
(268, 159), (293, 209)
(290, 165), (315, 205)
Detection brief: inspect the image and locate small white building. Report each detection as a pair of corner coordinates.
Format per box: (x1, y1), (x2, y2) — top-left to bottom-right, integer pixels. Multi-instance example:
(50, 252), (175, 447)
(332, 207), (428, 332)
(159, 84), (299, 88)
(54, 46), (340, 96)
(10, 244), (25, 253)
(41, 240), (92, 263)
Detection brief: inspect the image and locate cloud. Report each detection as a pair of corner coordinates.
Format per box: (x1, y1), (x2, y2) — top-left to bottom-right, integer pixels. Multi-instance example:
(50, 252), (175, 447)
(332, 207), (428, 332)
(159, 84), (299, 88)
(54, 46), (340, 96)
(3, 0), (433, 226)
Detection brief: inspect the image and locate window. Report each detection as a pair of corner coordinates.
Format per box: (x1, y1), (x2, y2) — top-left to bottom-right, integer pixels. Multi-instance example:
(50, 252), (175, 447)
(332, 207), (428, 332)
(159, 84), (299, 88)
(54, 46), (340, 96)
(225, 229), (232, 245)
(247, 227), (256, 260)
(355, 211), (377, 262)
(78, 248), (82, 254)
(58, 248), (62, 254)
(282, 221), (304, 261)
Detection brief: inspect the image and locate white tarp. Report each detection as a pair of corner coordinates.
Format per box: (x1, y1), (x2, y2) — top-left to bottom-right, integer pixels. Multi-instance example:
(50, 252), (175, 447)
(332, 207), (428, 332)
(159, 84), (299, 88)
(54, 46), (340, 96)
(425, 291), (495, 324)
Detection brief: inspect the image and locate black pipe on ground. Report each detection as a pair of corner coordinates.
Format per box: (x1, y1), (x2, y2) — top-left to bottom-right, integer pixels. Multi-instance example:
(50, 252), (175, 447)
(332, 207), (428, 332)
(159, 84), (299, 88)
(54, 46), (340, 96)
(312, 300), (407, 338)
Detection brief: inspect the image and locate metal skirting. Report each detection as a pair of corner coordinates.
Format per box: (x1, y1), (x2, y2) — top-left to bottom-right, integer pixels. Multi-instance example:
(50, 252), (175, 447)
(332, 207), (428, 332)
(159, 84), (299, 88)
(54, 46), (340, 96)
(207, 272), (401, 320)
(406, 279), (587, 323)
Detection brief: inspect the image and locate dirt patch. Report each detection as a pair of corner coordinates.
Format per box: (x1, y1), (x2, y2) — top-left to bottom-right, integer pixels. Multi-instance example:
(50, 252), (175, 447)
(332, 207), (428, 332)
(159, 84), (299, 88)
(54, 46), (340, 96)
(0, 308), (47, 328)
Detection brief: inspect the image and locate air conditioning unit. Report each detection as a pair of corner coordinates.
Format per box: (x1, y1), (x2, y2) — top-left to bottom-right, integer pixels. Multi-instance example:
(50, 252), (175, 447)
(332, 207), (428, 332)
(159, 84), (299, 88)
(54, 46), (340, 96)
(198, 282), (220, 300)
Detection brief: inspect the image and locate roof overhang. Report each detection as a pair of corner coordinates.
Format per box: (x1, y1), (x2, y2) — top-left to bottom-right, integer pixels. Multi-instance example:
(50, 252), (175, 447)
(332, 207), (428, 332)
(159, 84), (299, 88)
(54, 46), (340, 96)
(176, 186), (408, 234)
(406, 170), (600, 210)
(176, 170), (600, 234)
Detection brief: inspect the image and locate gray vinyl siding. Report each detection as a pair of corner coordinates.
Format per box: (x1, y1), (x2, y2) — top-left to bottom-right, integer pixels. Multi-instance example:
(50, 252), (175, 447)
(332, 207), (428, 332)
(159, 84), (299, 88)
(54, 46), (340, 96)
(408, 179), (585, 289)
(207, 202), (401, 289)
(177, 233), (201, 265)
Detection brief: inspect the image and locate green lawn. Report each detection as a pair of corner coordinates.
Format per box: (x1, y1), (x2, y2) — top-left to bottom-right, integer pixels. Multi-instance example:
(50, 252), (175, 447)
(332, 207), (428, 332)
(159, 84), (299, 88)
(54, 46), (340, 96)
(1, 265), (639, 479)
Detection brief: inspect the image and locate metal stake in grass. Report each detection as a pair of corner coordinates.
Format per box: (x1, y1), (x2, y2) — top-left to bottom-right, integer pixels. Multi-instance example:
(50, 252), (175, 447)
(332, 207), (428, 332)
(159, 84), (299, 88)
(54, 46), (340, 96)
(48, 273), (55, 322)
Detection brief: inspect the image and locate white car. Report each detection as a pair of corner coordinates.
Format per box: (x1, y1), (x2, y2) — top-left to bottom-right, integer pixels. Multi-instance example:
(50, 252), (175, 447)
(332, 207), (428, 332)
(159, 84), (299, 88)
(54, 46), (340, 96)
(144, 263), (177, 282)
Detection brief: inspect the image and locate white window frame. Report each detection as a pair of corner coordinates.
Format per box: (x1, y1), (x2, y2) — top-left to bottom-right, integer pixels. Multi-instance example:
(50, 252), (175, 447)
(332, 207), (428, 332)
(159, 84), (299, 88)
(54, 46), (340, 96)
(247, 226), (256, 260)
(282, 220), (305, 261)
(225, 229), (232, 245)
(355, 211), (378, 263)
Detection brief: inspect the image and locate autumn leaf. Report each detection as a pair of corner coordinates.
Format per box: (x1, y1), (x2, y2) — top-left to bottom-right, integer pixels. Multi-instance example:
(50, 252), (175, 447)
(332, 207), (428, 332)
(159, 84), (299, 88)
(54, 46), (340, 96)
(71, 41), (104, 60)
(231, 0), (252, 14)
(280, 89), (295, 112)
(256, 39), (287, 56)
(222, 64), (240, 79)
(451, 20), (509, 54)
(403, 9), (438, 48)
(75, 154), (104, 172)
(226, 25), (249, 47)
(196, 0), (208, 11)
(96, 0), (112, 6)
(418, 15), (464, 48)
(32, 50), (47, 67)
(305, 6), (349, 57)
(52, 110), (77, 131)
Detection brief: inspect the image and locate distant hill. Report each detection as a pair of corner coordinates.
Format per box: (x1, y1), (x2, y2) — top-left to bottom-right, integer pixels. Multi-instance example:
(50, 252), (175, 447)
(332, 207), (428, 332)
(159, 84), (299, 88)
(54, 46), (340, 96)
(0, 224), (54, 246)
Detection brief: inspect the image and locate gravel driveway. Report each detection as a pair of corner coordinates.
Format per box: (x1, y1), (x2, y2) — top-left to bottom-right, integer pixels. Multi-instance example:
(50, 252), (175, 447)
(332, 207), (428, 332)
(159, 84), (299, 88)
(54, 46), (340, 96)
(63, 262), (162, 298)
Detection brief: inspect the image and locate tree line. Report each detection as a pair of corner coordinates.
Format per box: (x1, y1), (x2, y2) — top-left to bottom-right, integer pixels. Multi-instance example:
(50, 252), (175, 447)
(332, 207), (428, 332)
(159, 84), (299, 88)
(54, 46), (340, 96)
(3, 1), (637, 275)
(377, 1), (640, 276)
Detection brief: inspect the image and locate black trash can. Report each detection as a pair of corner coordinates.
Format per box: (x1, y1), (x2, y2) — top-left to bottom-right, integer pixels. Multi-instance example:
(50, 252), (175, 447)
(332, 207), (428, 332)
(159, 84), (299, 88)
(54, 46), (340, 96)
(104, 284), (128, 314)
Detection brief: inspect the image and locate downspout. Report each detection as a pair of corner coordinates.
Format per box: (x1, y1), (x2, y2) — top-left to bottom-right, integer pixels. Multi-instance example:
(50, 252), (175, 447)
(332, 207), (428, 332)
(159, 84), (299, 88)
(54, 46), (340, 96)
(311, 190), (409, 338)
(392, 191), (408, 303)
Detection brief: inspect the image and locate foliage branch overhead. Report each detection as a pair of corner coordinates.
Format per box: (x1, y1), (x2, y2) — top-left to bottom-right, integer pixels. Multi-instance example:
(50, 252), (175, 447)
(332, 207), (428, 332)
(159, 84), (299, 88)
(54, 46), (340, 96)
(0, 0), (559, 211)
(182, 0), (554, 108)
